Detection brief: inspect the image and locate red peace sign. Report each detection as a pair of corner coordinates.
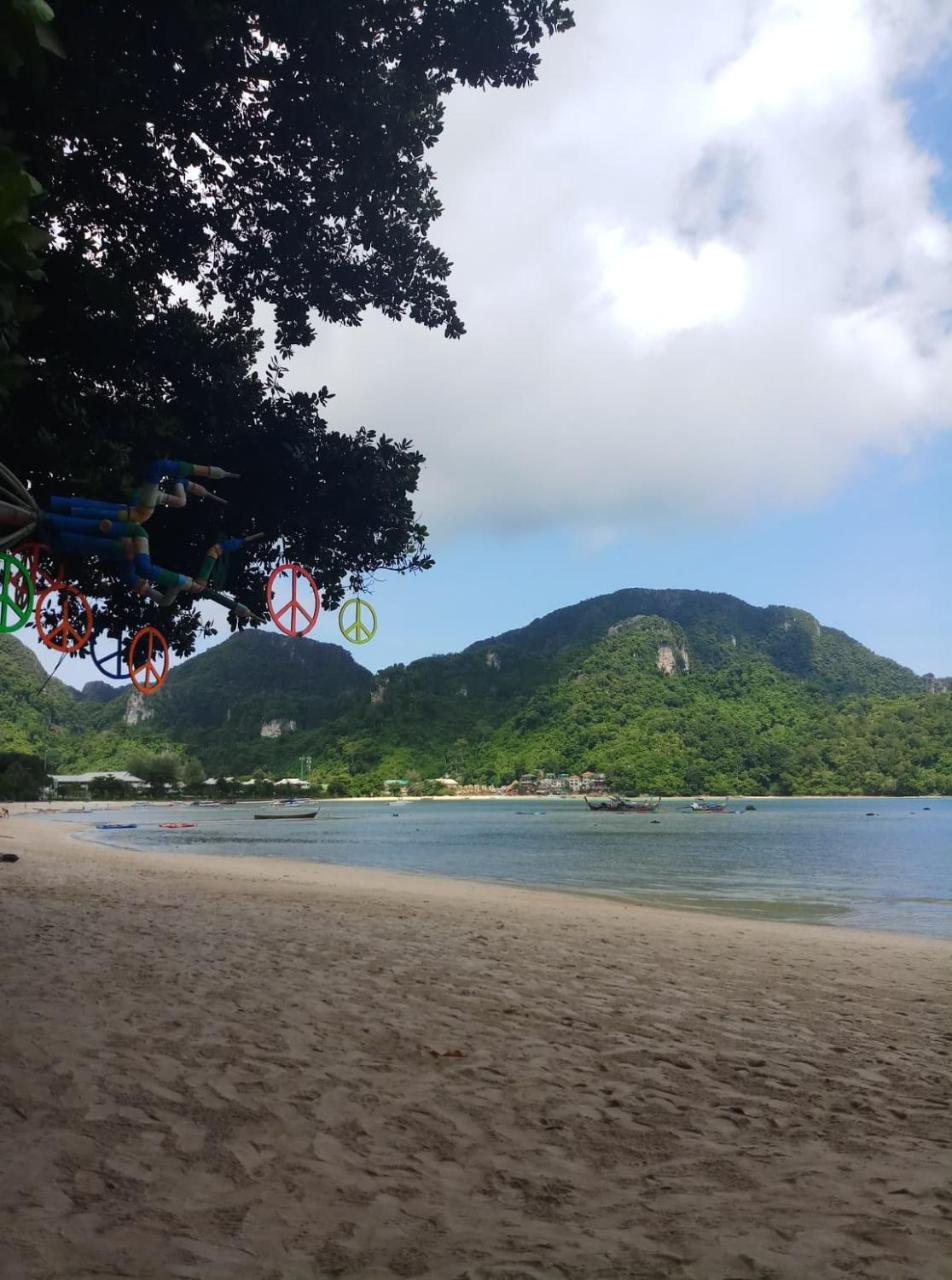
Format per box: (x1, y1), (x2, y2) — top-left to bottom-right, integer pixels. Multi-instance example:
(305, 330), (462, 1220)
(128, 625), (170, 695)
(11, 542), (66, 612)
(35, 584), (94, 654)
(266, 562), (321, 638)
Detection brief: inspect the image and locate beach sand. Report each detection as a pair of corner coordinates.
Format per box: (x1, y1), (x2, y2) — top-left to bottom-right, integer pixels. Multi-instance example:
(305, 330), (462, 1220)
(0, 817), (949, 1279)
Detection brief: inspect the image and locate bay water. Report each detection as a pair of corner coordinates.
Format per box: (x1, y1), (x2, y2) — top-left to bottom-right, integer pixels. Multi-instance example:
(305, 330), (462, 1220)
(61, 795), (952, 938)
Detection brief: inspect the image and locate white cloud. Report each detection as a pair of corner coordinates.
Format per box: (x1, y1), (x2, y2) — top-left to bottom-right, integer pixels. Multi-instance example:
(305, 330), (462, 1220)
(286, 0), (952, 537)
(593, 231), (749, 342)
(710, 0), (877, 124)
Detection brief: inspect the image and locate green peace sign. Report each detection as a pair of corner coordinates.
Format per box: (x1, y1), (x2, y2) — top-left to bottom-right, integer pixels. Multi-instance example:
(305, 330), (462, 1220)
(338, 596), (378, 645)
(0, 552), (34, 634)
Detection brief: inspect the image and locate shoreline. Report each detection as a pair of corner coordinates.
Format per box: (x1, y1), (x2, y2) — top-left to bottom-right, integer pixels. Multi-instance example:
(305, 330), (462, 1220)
(16, 813), (952, 950)
(1, 813), (950, 1278)
(15, 804), (952, 943)
(7, 791), (948, 818)
(71, 823), (950, 946)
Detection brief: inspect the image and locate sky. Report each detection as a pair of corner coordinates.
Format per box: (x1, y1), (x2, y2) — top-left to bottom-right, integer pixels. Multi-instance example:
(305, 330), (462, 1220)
(29, 0), (952, 686)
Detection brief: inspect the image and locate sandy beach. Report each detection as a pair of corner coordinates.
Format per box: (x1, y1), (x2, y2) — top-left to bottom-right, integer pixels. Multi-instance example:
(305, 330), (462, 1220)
(0, 817), (950, 1279)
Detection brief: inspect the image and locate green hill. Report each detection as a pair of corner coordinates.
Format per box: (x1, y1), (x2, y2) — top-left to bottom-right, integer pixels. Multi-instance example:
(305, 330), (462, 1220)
(301, 592), (949, 795)
(470, 588), (923, 696)
(94, 630), (373, 773)
(1, 588), (950, 797)
(0, 635), (176, 785)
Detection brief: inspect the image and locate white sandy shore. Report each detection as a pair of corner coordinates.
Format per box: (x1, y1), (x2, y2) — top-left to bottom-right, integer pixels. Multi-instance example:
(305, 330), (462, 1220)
(1, 815), (950, 1279)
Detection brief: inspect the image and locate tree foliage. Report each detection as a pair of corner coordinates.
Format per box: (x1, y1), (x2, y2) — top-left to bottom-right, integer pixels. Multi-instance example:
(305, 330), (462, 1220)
(1, 1), (573, 653)
(0, 749), (46, 800)
(0, 0), (61, 401)
(127, 751), (182, 794)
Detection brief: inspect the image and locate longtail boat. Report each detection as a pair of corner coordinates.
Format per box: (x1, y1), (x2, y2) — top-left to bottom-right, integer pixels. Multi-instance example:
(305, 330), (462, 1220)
(253, 809), (318, 821)
(690, 797), (731, 813)
(584, 795), (661, 813)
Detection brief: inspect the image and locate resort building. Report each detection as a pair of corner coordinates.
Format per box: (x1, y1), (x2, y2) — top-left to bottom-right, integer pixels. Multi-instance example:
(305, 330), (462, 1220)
(49, 771), (147, 796)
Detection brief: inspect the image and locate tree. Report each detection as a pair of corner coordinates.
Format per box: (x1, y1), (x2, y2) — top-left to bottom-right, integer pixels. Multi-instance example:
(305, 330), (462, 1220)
(128, 752), (181, 795)
(1, 2), (574, 653)
(607, 767), (639, 795)
(181, 757), (205, 792)
(88, 774), (131, 801)
(0, 750), (45, 800)
(251, 768), (274, 799)
(0, 0), (61, 402)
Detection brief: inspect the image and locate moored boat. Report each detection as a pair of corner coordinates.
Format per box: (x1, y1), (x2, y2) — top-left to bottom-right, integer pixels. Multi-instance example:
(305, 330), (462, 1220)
(690, 797), (731, 813)
(253, 808), (319, 821)
(584, 795), (661, 813)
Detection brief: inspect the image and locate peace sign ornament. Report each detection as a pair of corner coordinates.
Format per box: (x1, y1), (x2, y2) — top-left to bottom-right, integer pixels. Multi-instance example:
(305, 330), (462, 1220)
(90, 627), (133, 681)
(0, 551), (33, 634)
(35, 584), (94, 654)
(266, 562), (321, 638)
(338, 597), (377, 645)
(128, 625), (170, 695)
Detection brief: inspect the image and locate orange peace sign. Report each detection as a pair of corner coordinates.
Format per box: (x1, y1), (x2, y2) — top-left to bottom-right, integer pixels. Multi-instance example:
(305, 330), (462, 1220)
(266, 562), (321, 638)
(128, 625), (170, 695)
(35, 584), (94, 653)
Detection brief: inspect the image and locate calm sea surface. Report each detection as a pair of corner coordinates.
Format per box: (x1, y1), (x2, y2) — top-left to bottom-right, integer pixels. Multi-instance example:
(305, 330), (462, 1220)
(61, 796), (952, 938)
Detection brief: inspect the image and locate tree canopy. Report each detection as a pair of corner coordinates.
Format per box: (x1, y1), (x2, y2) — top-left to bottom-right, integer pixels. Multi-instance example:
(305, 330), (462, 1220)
(1, 0), (573, 652)
(0, 0), (61, 402)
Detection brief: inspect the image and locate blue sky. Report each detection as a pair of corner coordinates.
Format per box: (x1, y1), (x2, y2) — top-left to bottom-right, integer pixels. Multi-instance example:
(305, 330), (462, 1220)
(335, 427), (952, 678)
(26, 3), (952, 688)
(301, 14), (952, 681)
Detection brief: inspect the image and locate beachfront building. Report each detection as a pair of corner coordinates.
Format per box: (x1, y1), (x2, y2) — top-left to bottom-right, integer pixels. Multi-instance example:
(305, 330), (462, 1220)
(49, 771), (147, 796)
(580, 771), (608, 793)
(505, 770), (609, 795)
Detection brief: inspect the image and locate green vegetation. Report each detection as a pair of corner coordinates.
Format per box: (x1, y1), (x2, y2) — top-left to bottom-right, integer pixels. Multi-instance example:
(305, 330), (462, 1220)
(1, 2), (572, 652)
(0, 749), (45, 799)
(2, 589), (950, 799)
(0, 0), (61, 401)
(0, 635), (184, 787)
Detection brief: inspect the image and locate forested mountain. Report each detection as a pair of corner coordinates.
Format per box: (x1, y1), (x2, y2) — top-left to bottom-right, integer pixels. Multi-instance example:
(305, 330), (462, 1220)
(0, 635), (176, 793)
(313, 593), (951, 795)
(470, 589), (923, 696)
(91, 631), (373, 770)
(1, 589), (950, 797)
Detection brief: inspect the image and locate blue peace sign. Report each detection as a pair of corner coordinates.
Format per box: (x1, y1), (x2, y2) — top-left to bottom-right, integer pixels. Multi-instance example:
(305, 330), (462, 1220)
(90, 628), (131, 681)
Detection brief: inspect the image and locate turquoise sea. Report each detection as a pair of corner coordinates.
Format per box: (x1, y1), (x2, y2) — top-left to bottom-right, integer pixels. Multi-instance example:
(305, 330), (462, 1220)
(63, 796), (952, 938)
